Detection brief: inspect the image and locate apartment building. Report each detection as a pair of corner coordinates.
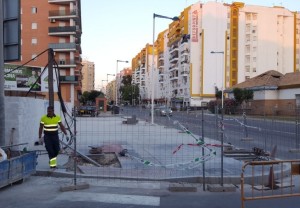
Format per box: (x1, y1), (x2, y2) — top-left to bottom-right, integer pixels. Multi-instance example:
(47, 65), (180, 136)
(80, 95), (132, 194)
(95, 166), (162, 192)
(81, 60), (95, 92)
(132, 1), (300, 108)
(106, 80), (115, 104)
(8, 0), (82, 107)
(132, 44), (155, 104)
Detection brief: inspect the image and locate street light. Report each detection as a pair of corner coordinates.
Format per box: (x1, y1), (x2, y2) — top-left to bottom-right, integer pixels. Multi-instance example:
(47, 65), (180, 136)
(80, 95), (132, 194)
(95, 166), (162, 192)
(116, 60), (128, 105)
(210, 51), (224, 108)
(107, 73), (115, 82)
(151, 13), (179, 125)
(101, 79), (108, 93)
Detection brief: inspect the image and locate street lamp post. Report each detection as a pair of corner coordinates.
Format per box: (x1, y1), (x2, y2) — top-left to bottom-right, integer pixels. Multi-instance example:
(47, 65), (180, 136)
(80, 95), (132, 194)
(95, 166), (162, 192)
(116, 60), (128, 105)
(211, 50), (225, 186)
(107, 73), (115, 83)
(151, 13), (179, 125)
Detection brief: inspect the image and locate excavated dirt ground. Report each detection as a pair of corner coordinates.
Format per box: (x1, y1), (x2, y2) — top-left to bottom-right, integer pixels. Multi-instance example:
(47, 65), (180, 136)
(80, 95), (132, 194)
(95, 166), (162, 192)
(63, 152), (121, 173)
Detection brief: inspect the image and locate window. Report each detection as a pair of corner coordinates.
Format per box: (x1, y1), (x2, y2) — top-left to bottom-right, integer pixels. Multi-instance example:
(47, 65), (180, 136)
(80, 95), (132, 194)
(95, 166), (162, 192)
(245, 66), (250, 72)
(32, 54), (37, 61)
(31, 7), (37, 14)
(245, 76), (250, 80)
(252, 14), (257, 20)
(253, 68), (256, 72)
(31, 38), (37, 45)
(245, 46), (250, 53)
(32, 23), (37, 29)
(246, 13), (251, 21)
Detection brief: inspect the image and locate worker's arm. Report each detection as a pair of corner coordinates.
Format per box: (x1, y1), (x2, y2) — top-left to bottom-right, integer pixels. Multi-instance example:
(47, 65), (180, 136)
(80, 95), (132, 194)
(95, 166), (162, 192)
(39, 123), (43, 138)
(59, 122), (68, 135)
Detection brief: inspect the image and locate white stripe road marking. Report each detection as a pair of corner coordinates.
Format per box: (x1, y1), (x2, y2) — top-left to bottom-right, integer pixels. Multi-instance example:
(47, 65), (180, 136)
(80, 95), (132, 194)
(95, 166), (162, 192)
(55, 192), (160, 206)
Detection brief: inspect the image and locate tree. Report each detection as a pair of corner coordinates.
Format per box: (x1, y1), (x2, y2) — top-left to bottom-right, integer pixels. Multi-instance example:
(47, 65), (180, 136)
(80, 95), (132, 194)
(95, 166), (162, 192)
(119, 75), (139, 105)
(233, 88), (253, 106)
(79, 90), (104, 105)
(215, 86), (222, 99)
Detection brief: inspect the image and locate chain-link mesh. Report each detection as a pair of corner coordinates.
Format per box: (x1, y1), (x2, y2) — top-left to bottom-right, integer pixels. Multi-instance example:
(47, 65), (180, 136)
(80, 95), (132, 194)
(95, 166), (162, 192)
(65, 105), (300, 186)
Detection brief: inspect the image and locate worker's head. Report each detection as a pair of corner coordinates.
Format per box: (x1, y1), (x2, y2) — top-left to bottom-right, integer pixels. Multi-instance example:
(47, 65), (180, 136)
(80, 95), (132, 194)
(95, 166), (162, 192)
(47, 106), (54, 116)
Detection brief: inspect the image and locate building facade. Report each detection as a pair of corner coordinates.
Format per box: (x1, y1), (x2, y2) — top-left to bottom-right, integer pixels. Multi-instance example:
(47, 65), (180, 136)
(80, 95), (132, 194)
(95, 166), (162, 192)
(132, 1), (300, 109)
(9, 0), (83, 107)
(81, 60), (95, 92)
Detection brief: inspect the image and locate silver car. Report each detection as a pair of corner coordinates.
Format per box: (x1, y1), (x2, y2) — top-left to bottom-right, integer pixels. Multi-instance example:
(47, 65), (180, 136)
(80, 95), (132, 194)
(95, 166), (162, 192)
(155, 106), (172, 116)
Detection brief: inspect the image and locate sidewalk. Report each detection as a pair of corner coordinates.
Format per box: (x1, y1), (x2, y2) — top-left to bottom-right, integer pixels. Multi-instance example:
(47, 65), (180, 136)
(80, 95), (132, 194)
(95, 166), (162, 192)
(33, 114), (281, 185)
(2, 114), (300, 208)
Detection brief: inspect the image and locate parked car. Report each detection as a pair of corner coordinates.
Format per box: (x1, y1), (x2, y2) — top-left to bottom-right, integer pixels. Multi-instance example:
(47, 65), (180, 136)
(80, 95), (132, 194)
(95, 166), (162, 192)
(78, 106), (97, 117)
(150, 106), (172, 116)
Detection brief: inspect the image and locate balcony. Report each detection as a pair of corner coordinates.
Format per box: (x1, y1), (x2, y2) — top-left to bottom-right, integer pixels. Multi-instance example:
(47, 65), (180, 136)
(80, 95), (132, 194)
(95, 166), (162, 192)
(49, 9), (78, 20)
(48, 42), (76, 51)
(60, 75), (79, 84)
(169, 56), (179, 63)
(55, 59), (76, 68)
(181, 71), (189, 76)
(48, 0), (76, 4)
(48, 26), (77, 36)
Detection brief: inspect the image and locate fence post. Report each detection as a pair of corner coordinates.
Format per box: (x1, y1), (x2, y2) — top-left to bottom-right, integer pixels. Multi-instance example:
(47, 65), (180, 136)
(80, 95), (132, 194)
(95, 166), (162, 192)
(201, 108), (206, 190)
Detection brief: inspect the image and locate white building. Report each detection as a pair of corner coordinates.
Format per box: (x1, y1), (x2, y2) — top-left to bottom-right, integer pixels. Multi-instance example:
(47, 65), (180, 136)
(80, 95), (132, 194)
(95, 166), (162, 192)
(132, 1), (300, 108)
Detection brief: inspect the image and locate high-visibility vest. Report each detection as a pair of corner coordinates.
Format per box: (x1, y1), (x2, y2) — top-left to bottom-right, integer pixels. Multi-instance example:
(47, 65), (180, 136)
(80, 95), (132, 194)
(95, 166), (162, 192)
(40, 114), (61, 134)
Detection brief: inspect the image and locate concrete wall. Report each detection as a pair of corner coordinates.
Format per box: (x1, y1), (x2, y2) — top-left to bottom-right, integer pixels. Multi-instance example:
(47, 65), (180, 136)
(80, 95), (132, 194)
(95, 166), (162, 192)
(4, 97), (70, 150)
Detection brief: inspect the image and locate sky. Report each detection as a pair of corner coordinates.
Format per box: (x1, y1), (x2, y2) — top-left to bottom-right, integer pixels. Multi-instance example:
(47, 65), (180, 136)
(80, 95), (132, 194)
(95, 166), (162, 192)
(81, 0), (300, 90)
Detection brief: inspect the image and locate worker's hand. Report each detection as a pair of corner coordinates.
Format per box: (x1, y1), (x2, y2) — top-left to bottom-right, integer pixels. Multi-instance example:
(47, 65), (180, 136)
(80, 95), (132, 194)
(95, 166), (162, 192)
(39, 137), (44, 145)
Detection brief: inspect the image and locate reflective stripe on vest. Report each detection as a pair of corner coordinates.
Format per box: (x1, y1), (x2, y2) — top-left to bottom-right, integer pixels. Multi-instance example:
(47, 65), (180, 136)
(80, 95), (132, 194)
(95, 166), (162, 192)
(43, 123), (59, 132)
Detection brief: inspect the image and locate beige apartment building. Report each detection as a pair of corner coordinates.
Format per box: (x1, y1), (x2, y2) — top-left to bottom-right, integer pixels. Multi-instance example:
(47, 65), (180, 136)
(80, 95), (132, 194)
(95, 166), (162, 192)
(7, 0), (83, 107)
(81, 60), (95, 92)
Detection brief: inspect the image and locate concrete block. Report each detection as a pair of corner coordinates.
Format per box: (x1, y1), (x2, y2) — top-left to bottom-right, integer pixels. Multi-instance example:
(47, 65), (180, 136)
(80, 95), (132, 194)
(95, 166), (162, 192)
(207, 184), (236, 192)
(168, 183), (197, 192)
(60, 182), (90, 192)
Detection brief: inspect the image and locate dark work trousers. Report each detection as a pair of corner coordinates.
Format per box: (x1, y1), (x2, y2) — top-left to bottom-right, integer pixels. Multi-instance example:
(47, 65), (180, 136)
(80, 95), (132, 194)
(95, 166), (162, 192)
(44, 134), (60, 159)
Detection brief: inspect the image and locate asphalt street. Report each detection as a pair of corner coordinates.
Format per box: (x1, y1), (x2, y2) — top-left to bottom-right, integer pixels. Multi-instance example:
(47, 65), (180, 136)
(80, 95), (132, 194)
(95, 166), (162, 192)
(1, 176), (300, 208)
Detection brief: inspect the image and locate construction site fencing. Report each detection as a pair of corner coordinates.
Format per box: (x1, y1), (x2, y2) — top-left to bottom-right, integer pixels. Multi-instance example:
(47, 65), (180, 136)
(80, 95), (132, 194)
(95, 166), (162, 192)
(63, 105), (300, 188)
(241, 159), (300, 208)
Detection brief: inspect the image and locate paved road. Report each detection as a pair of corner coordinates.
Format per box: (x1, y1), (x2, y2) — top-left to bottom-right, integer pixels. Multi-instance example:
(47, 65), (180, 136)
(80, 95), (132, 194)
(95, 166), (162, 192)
(1, 176), (300, 208)
(122, 106), (300, 160)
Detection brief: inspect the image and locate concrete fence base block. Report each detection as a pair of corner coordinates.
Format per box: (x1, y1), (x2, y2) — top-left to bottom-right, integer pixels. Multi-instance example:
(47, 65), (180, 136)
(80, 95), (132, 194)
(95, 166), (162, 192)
(60, 182), (90, 192)
(241, 137), (254, 141)
(168, 183), (197, 192)
(289, 149), (300, 153)
(207, 184), (236, 192)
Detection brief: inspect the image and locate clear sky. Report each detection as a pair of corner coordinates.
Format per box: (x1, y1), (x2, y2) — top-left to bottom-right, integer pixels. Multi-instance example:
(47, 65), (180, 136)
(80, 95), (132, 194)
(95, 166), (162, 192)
(81, 0), (300, 90)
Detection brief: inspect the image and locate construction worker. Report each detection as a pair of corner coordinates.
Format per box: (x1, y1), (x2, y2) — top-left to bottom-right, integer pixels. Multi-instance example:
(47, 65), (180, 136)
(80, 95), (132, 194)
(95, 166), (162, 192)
(38, 106), (68, 168)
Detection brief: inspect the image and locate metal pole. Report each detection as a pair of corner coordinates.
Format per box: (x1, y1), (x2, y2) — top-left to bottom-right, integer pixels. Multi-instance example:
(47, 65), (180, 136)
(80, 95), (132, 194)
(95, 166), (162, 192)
(151, 14), (155, 125)
(202, 108), (206, 191)
(243, 111), (248, 138)
(115, 61), (118, 105)
(221, 107), (224, 186)
(48, 49), (54, 107)
(0, 0), (5, 146)
(73, 108), (77, 186)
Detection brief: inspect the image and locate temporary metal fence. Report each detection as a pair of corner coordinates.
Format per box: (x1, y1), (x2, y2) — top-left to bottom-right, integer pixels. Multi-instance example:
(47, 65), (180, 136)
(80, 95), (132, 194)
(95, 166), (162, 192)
(63, 105), (300, 188)
(241, 159), (300, 208)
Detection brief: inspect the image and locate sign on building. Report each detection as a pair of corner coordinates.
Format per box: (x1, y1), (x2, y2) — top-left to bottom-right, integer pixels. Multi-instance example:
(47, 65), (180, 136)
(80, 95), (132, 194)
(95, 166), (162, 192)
(4, 64), (58, 92)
